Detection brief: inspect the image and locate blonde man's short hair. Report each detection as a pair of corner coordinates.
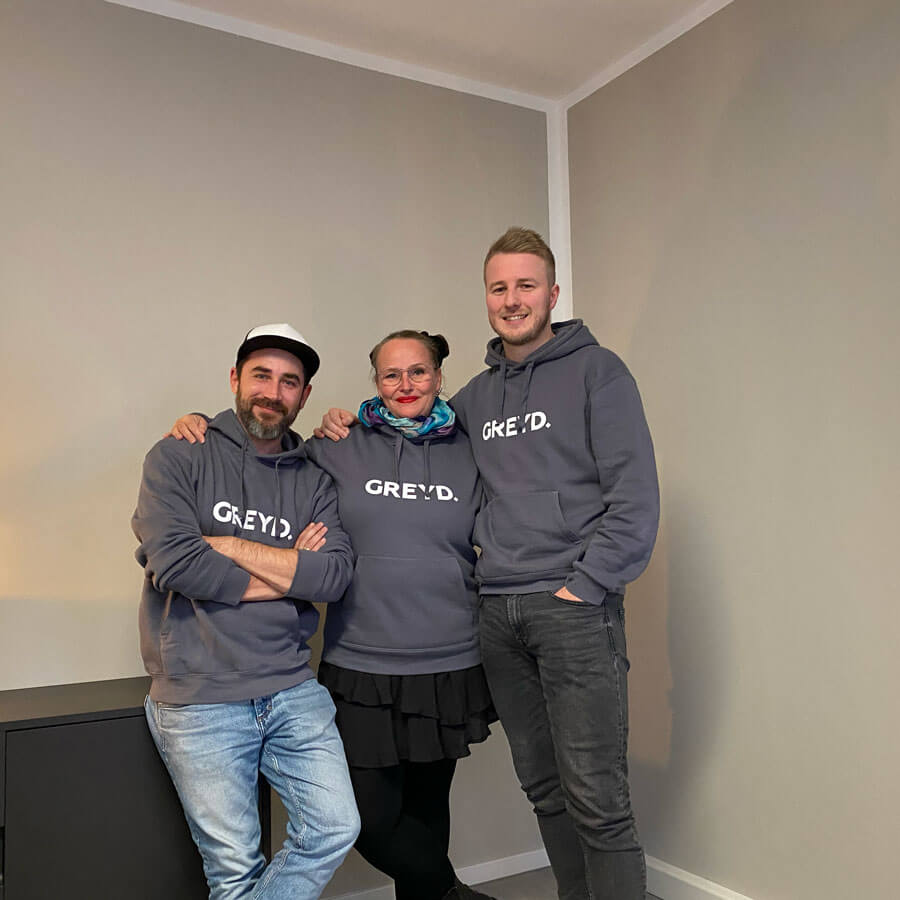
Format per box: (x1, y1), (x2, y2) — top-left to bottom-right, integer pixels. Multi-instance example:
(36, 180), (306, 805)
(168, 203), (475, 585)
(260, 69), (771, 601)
(483, 227), (556, 286)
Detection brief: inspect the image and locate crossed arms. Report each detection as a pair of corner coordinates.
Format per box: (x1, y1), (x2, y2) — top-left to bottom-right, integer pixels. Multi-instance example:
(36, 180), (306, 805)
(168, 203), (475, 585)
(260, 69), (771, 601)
(133, 439), (352, 607)
(205, 522), (327, 602)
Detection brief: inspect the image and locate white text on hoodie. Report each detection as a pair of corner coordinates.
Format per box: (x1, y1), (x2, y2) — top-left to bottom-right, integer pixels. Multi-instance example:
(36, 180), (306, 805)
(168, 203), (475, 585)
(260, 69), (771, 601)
(212, 500), (293, 539)
(481, 411), (550, 441)
(365, 480), (458, 502)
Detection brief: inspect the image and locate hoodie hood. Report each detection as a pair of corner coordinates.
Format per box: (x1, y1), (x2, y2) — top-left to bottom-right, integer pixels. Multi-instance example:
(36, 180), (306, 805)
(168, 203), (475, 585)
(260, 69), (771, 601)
(484, 319), (596, 423)
(207, 408), (308, 463)
(483, 318), (596, 371)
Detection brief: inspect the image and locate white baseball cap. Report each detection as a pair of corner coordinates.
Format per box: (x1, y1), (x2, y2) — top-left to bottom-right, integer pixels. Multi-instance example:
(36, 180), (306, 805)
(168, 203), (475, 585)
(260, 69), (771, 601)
(236, 323), (320, 380)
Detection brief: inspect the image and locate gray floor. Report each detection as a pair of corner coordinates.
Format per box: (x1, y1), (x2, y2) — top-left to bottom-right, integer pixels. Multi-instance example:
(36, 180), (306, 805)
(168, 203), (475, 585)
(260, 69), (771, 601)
(478, 866), (660, 899)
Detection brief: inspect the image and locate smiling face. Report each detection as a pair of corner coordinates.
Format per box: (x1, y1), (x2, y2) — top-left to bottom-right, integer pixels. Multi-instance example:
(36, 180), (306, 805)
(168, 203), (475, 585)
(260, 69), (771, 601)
(231, 348), (311, 446)
(485, 252), (559, 361)
(374, 337), (442, 419)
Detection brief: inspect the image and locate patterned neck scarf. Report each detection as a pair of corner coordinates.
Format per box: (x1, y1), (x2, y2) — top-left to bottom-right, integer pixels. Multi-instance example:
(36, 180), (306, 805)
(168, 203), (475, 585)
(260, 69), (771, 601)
(358, 395), (456, 439)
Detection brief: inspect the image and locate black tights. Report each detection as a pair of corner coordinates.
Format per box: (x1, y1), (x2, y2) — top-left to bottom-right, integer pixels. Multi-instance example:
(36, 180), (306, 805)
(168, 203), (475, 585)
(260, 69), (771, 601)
(350, 759), (457, 900)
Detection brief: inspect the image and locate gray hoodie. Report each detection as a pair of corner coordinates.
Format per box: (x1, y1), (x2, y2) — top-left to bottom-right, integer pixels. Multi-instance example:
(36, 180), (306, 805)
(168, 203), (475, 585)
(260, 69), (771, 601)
(306, 421), (482, 674)
(133, 409), (353, 704)
(452, 319), (659, 605)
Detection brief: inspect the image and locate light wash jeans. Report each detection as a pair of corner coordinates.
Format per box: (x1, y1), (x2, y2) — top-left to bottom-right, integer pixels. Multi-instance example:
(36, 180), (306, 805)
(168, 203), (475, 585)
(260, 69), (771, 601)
(145, 678), (360, 900)
(479, 592), (645, 900)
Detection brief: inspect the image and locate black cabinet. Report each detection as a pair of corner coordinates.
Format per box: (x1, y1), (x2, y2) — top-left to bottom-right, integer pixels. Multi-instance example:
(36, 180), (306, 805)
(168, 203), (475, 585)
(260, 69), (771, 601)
(0, 678), (209, 899)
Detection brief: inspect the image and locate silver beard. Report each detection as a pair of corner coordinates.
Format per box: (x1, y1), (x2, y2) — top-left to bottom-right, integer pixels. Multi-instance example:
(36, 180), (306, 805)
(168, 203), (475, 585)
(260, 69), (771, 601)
(238, 406), (287, 440)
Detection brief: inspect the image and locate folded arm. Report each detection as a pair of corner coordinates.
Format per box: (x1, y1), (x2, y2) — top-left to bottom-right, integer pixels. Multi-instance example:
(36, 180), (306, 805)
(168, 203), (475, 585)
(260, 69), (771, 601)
(132, 441), (251, 606)
(205, 522), (328, 596)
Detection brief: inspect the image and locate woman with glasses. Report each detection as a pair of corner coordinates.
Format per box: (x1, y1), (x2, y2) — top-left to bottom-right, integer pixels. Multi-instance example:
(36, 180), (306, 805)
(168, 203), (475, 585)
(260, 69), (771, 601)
(168, 330), (495, 900)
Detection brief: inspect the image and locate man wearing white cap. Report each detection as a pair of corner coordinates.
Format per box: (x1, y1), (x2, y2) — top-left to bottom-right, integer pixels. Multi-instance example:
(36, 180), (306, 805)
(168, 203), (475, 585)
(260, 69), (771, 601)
(132, 324), (360, 899)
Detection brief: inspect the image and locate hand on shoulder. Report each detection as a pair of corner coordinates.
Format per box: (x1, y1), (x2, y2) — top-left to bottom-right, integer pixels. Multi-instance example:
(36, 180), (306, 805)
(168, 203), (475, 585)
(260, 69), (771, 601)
(165, 414), (209, 444)
(312, 408), (358, 441)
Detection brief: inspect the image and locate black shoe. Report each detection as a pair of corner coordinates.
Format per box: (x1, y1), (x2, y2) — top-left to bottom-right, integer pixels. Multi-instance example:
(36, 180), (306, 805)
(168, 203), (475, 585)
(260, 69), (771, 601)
(443, 878), (497, 900)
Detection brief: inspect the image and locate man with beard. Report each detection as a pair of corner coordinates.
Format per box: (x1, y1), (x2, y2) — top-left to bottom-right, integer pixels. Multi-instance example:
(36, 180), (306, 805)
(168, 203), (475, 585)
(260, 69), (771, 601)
(449, 228), (659, 900)
(132, 323), (360, 899)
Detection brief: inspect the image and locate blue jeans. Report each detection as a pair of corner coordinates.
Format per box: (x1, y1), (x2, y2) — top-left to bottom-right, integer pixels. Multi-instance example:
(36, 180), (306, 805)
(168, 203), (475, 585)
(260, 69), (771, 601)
(479, 592), (645, 900)
(144, 679), (360, 900)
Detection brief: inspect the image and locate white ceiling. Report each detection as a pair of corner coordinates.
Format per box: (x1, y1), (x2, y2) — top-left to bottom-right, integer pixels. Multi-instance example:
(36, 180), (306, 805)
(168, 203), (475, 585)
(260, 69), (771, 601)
(136, 0), (732, 102)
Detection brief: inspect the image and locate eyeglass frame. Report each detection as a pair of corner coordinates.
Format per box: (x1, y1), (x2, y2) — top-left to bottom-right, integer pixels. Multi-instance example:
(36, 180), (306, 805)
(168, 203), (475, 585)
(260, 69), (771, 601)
(375, 364), (439, 387)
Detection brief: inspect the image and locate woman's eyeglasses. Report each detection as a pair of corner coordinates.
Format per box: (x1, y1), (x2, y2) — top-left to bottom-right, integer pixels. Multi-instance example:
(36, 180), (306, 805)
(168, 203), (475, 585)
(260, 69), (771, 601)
(376, 365), (436, 387)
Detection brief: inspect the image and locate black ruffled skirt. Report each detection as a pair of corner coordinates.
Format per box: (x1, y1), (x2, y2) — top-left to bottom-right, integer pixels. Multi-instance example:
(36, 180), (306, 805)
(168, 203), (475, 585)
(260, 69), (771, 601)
(318, 661), (498, 768)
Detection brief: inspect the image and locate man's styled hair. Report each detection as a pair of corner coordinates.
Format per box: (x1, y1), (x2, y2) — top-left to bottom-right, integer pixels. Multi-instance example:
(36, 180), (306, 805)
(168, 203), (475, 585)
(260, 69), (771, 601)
(483, 227), (556, 286)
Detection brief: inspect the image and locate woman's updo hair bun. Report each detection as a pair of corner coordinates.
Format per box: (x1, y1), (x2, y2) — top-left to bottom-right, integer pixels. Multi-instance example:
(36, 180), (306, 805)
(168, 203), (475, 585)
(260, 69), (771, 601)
(369, 329), (451, 370)
(418, 331), (450, 366)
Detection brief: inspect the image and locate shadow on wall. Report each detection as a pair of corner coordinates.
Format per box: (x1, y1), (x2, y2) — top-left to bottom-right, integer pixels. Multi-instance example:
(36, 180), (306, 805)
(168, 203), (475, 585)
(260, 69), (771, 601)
(626, 485), (731, 849)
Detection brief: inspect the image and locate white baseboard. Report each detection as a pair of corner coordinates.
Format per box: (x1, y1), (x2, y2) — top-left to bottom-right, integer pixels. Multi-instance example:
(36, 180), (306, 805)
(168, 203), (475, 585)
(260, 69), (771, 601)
(647, 855), (756, 900)
(328, 848), (754, 900)
(327, 848), (550, 900)
(327, 882), (395, 900)
(457, 848), (551, 888)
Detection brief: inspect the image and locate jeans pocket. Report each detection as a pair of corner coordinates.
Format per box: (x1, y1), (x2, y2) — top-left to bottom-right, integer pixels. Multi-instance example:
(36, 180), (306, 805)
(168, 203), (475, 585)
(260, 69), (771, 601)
(546, 589), (598, 609)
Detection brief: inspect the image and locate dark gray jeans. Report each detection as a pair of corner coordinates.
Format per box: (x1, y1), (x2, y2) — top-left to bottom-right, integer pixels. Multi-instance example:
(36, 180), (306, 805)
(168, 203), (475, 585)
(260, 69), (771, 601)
(479, 591), (645, 900)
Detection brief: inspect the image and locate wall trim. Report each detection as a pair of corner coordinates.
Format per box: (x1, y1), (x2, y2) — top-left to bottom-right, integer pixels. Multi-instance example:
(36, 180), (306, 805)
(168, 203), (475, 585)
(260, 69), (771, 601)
(546, 102), (573, 318)
(105, 0), (554, 112)
(561, 0), (737, 110)
(328, 849), (550, 900)
(647, 855), (757, 900)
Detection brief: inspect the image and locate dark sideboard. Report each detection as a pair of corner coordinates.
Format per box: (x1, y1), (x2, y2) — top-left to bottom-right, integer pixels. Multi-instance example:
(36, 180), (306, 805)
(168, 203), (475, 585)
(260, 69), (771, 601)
(0, 677), (270, 900)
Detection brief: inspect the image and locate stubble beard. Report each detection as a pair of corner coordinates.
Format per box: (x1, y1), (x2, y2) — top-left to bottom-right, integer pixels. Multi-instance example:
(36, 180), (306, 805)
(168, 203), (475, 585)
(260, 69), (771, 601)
(493, 306), (552, 347)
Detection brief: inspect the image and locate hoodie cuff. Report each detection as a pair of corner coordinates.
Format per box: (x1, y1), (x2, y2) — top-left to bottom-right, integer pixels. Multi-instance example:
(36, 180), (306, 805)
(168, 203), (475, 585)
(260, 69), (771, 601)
(289, 550), (321, 602)
(287, 550), (333, 603)
(211, 566), (252, 607)
(564, 573), (608, 607)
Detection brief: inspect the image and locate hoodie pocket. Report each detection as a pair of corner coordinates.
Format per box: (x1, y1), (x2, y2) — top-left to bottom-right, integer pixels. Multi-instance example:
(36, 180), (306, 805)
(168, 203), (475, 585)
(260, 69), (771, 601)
(159, 596), (306, 677)
(326, 555), (477, 656)
(474, 491), (583, 583)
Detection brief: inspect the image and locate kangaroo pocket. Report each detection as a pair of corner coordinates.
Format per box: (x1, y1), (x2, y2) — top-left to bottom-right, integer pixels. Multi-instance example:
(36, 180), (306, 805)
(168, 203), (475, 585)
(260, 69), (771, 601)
(159, 596), (305, 676)
(474, 491), (583, 583)
(326, 555), (476, 656)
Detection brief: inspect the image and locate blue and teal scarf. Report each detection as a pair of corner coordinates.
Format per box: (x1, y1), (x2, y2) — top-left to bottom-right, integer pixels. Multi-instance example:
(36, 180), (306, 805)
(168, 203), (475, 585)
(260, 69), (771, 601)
(358, 395), (456, 439)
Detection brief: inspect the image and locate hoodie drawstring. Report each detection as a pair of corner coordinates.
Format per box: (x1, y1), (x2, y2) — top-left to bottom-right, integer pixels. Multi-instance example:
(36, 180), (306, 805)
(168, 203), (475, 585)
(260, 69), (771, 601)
(423, 438), (433, 491)
(238, 441), (248, 537)
(393, 432), (403, 484)
(497, 358), (508, 421)
(519, 361), (535, 429)
(274, 457), (283, 535)
(496, 358), (535, 432)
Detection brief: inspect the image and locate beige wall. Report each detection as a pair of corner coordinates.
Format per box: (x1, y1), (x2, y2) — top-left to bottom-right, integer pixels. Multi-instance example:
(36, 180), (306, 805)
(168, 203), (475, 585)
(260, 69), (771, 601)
(0, 0), (546, 889)
(569, 0), (899, 897)
(0, 0), (548, 688)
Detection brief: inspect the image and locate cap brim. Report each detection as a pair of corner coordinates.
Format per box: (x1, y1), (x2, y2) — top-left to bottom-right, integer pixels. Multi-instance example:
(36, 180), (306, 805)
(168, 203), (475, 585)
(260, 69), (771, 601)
(237, 336), (320, 380)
